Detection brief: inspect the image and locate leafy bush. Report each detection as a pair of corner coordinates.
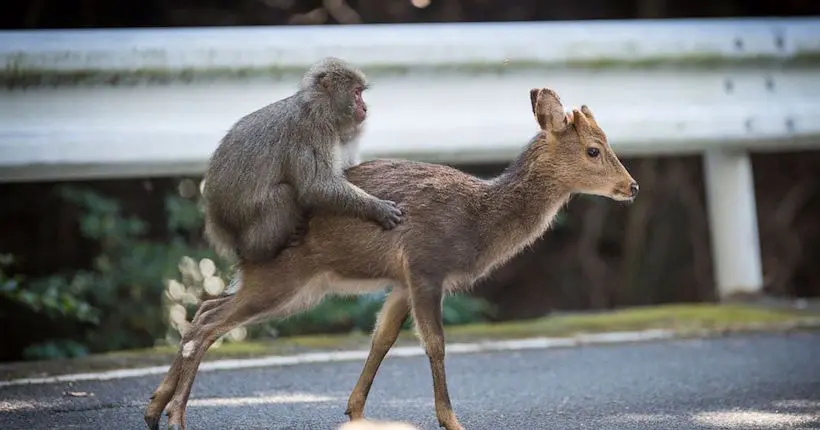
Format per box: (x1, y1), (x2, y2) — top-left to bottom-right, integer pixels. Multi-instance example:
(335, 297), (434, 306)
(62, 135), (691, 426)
(1, 256), (99, 360)
(0, 254), (98, 325)
(1, 185), (224, 360)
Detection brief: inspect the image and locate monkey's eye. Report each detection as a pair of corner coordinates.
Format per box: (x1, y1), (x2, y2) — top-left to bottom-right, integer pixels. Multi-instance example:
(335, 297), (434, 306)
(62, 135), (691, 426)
(586, 147), (600, 158)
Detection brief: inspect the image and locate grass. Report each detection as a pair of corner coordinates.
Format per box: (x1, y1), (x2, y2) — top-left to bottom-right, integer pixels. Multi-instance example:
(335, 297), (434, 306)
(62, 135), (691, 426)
(445, 302), (818, 340)
(2, 302), (818, 381)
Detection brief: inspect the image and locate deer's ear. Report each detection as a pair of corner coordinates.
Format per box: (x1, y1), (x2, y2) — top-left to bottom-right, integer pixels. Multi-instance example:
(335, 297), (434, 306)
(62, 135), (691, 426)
(532, 88), (568, 133)
(580, 105), (599, 127)
(529, 88), (540, 116)
(572, 108), (593, 134)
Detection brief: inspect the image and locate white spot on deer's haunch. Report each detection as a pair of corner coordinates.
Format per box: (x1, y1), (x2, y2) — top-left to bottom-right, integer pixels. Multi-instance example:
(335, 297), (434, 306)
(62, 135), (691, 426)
(181, 341), (196, 358)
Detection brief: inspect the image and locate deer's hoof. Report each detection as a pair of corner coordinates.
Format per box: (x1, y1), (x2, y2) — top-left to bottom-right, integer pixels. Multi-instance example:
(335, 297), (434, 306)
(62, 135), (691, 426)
(168, 424), (181, 430)
(344, 408), (364, 421)
(144, 414), (160, 430)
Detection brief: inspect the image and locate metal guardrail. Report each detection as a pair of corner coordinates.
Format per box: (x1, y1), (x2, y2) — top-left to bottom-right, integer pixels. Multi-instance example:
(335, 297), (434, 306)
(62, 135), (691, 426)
(1, 67), (817, 181)
(1, 18), (819, 299)
(2, 18), (819, 82)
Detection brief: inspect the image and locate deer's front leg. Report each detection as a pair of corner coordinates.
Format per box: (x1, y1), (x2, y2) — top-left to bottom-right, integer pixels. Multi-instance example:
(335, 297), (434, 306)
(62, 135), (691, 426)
(408, 280), (464, 430)
(346, 287), (410, 420)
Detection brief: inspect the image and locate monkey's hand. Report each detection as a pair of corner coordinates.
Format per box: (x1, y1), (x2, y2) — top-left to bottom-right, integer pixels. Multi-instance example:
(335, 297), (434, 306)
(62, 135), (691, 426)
(372, 199), (404, 230)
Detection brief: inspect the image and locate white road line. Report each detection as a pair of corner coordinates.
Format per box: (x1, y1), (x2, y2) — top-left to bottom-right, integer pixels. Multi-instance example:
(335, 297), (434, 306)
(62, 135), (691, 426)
(187, 393), (336, 407)
(0, 393), (335, 412)
(0, 329), (677, 388)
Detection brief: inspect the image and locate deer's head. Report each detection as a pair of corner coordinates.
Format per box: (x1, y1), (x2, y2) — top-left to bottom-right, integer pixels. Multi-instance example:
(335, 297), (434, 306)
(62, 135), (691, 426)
(529, 87), (638, 202)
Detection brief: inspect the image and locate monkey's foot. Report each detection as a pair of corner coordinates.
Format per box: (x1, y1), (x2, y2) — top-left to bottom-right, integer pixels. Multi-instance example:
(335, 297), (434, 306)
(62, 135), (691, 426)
(286, 225), (308, 248)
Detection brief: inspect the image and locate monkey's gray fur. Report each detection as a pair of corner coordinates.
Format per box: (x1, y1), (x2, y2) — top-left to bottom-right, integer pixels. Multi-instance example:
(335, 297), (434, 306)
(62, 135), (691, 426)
(202, 57), (403, 265)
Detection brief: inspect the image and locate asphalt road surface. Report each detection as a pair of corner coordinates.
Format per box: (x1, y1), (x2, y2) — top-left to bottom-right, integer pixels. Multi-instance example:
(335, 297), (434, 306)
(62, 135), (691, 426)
(2, 331), (819, 430)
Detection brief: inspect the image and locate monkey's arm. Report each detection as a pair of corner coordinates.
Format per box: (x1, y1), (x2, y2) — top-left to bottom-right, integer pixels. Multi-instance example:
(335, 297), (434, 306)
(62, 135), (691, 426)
(296, 149), (402, 229)
(300, 171), (383, 216)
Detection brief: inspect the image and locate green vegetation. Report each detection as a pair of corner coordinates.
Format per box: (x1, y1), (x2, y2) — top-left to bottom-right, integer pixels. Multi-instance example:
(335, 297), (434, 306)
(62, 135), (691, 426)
(0, 185), (222, 360)
(445, 303), (820, 339)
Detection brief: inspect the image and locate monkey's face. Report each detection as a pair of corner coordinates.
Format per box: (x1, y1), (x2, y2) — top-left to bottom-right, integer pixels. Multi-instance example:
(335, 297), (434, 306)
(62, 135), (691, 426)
(353, 85), (367, 123)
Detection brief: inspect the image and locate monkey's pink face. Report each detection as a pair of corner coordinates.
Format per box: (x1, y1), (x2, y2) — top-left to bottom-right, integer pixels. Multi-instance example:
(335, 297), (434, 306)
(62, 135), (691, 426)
(353, 86), (367, 123)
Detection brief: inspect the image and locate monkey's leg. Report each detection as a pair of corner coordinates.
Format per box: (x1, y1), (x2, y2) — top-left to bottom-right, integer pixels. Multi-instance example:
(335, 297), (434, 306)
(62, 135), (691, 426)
(238, 184), (302, 263)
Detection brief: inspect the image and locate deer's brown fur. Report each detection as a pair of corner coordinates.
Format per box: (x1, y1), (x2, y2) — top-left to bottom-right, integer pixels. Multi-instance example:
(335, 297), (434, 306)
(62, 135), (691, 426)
(145, 87), (638, 430)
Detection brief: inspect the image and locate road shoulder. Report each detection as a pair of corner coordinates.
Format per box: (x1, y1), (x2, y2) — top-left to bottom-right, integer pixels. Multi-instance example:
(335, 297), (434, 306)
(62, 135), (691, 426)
(2, 301), (818, 385)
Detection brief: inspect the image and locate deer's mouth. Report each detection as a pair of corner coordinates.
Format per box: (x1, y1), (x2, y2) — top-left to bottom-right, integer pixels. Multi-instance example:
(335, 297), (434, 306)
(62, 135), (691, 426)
(610, 181), (638, 203)
(611, 189), (637, 203)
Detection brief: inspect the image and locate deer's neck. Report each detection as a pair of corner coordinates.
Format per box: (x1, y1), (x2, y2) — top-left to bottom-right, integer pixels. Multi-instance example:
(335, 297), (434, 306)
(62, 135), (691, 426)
(477, 135), (571, 270)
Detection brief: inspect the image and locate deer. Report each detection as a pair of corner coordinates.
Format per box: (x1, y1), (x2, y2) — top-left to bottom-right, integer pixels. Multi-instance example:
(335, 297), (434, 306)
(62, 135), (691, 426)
(144, 86), (639, 430)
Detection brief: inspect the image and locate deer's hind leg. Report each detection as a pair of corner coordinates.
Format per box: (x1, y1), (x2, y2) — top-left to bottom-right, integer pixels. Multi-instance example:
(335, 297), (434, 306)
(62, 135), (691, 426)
(143, 296), (229, 429)
(146, 264), (312, 430)
(144, 294), (237, 430)
(345, 287), (410, 421)
(144, 348), (185, 429)
(192, 296), (232, 324)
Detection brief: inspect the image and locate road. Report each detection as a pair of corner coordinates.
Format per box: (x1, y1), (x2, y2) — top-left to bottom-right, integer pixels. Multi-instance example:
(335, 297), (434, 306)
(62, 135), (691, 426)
(2, 331), (819, 430)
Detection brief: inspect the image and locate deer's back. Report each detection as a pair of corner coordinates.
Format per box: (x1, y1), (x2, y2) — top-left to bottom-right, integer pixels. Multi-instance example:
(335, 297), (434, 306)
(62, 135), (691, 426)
(298, 159), (488, 280)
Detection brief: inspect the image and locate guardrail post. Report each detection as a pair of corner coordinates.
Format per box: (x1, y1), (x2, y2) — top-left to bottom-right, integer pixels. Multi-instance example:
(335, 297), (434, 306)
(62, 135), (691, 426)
(703, 150), (764, 299)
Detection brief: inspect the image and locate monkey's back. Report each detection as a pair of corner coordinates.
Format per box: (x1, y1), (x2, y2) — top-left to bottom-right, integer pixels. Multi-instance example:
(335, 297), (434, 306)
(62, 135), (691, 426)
(203, 94), (315, 221)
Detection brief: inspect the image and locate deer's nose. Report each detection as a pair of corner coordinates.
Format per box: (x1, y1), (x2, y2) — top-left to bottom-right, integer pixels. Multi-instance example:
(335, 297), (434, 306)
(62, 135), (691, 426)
(629, 182), (640, 197)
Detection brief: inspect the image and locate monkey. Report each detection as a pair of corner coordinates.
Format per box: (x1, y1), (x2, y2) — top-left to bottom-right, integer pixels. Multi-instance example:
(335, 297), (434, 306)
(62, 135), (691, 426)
(201, 57), (403, 270)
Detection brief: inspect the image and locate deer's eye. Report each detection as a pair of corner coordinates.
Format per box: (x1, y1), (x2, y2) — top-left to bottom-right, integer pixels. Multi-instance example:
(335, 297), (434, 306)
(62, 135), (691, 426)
(586, 147), (600, 158)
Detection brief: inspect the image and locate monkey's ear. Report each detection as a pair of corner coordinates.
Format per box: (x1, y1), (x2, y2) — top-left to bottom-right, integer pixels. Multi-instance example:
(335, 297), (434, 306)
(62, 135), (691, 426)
(316, 72), (330, 90)
(532, 88), (568, 133)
